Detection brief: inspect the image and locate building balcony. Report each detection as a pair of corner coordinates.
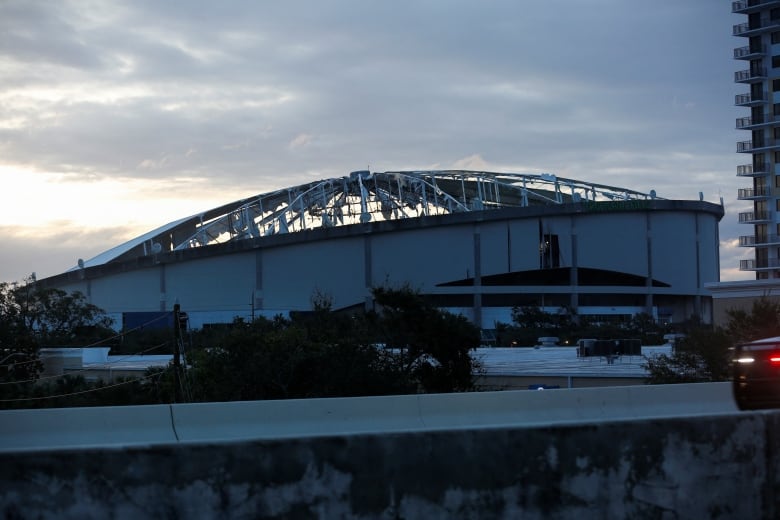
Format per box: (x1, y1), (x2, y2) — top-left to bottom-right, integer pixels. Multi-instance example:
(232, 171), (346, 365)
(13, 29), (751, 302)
(734, 44), (766, 59)
(735, 68), (767, 82)
(738, 186), (771, 199)
(736, 115), (777, 129)
(737, 139), (780, 152)
(740, 258), (780, 271)
(733, 0), (780, 14)
(739, 210), (771, 223)
(736, 92), (766, 106)
(737, 163), (771, 176)
(739, 234), (780, 246)
(733, 18), (780, 37)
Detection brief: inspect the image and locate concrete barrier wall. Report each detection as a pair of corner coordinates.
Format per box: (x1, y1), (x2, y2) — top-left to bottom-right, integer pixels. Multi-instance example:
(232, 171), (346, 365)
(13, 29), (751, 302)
(1, 409), (777, 518)
(3, 383), (770, 518)
(0, 383), (738, 451)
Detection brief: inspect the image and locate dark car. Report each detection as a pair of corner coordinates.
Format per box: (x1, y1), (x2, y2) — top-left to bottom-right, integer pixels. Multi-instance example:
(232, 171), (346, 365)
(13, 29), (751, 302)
(733, 336), (780, 410)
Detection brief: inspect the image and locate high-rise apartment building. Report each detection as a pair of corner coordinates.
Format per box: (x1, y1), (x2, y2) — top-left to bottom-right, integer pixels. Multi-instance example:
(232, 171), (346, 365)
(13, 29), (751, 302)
(734, 1), (780, 278)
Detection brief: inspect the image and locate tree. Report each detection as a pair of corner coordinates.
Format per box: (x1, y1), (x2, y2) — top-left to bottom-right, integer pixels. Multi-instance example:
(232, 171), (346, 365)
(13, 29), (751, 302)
(724, 297), (780, 344)
(0, 275), (113, 391)
(10, 275), (113, 345)
(188, 313), (412, 402)
(186, 285), (481, 401)
(643, 327), (732, 384)
(370, 285), (480, 393)
(642, 297), (780, 384)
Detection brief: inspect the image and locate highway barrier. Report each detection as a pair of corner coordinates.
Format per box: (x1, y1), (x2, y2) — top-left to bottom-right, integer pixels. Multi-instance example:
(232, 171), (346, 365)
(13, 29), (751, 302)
(2, 383), (774, 518)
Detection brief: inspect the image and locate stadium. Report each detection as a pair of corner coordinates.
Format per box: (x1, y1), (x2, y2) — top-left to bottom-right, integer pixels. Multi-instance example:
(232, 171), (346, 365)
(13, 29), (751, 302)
(37, 170), (724, 331)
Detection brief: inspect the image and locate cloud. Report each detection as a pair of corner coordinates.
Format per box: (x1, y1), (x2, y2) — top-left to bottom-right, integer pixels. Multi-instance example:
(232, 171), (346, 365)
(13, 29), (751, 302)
(451, 154), (492, 171)
(0, 0), (751, 281)
(288, 133), (312, 150)
(0, 224), (137, 283)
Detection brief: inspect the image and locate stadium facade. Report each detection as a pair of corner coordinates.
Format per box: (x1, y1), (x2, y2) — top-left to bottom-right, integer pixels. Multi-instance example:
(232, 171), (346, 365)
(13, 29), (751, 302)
(38, 170), (724, 330)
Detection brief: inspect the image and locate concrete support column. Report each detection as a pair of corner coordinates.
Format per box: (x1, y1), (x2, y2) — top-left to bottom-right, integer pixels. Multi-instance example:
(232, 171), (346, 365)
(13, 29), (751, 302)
(364, 235), (373, 312)
(473, 226), (482, 329)
(570, 232), (578, 314)
(645, 214), (654, 316)
(159, 264), (166, 312)
(254, 249), (263, 312)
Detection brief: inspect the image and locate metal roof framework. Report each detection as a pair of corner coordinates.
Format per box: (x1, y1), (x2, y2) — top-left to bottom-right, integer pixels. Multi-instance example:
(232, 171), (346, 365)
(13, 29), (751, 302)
(75, 170), (662, 269)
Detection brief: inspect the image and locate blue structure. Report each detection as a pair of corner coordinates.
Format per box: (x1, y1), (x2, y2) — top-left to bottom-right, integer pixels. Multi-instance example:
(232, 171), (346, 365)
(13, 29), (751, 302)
(39, 170), (724, 329)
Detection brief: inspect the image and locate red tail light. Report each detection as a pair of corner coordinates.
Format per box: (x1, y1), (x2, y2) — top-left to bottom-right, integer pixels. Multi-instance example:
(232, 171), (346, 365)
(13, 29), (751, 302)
(770, 354), (780, 365)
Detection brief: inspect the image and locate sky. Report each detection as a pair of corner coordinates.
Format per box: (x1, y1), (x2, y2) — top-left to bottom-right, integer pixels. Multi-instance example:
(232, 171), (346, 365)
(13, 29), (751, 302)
(0, 1), (749, 284)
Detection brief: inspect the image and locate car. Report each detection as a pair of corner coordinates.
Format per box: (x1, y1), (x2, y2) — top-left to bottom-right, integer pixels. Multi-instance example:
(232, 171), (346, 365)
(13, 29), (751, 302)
(733, 336), (780, 410)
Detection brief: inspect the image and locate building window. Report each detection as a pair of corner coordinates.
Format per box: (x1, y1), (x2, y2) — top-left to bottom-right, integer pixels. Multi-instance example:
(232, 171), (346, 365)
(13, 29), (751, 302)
(757, 224), (768, 241)
(774, 32), (780, 44)
(775, 175), (780, 188)
(756, 154), (767, 171)
(540, 234), (560, 269)
(772, 8), (780, 20)
(773, 56), (780, 69)
(774, 150), (780, 162)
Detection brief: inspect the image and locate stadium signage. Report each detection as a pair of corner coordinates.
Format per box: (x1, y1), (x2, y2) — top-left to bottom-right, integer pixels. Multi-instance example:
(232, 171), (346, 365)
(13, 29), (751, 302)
(582, 200), (650, 212)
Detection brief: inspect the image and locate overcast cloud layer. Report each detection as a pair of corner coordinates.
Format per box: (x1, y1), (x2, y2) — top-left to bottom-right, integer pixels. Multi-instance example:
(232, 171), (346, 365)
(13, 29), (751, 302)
(0, 1), (747, 283)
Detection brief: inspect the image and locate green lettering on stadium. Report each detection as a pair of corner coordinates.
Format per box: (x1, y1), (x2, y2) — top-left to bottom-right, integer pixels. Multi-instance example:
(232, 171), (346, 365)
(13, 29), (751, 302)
(582, 200), (650, 212)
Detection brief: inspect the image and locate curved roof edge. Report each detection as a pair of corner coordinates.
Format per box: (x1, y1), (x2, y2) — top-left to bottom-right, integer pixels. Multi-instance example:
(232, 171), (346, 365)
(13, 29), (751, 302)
(44, 198), (724, 288)
(68, 170), (709, 271)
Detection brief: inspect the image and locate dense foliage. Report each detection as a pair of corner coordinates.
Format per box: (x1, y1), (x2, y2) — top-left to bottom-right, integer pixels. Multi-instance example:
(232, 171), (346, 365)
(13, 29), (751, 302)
(9, 274), (770, 405)
(187, 287), (479, 402)
(643, 327), (733, 384)
(501, 306), (665, 347)
(0, 275), (114, 405)
(643, 298), (780, 384)
(0, 282), (481, 408)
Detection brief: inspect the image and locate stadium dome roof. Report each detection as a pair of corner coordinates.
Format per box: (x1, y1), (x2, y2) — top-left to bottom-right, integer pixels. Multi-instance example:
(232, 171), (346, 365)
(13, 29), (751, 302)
(73, 170), (662, 270)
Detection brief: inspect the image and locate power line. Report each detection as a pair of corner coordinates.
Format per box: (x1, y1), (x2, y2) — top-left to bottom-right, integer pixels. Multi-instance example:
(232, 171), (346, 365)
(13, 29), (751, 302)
(0, 311), (174, 371)
(0, 341), (172, 386)
(0, 367), (169, 404)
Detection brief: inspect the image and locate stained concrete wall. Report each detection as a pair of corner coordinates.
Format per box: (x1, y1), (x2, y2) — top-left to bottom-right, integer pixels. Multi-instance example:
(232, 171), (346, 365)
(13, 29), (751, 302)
(0, 412), (776, 518)
(0, 384), (771, 518)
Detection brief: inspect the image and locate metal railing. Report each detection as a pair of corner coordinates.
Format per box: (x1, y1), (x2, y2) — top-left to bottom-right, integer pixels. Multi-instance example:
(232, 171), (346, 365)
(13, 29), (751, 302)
(733, 0), (780, 13)
(738, 210), (771, 222)
(734, 44), (766, 58)
(737, 164), (770, 176)
(738, 186), (771, 199)
(734, 19), (780, 36)
(735, 92), (764, 105)
(740, 258), (780, 270)
(739, 234), (780, 246)
(735, 68), (767, 82)
(736, 116), (767, 128)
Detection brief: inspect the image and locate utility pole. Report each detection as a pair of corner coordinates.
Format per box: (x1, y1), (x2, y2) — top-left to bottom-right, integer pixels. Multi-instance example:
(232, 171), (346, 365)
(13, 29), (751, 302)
(173, 303), (182, 403)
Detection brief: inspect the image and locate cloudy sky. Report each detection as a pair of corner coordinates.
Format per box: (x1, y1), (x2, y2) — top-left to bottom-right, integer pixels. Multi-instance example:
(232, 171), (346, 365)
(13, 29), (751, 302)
(0, 1), (748, 284)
